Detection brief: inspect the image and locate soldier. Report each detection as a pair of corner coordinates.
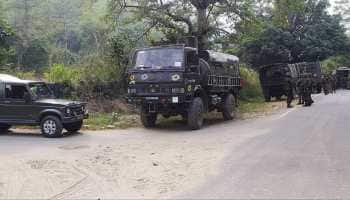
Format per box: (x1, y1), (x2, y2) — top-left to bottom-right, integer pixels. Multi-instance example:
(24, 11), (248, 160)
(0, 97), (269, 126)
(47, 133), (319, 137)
(285, 77), (295, 108)
(304, 74), (314, 107)
(322, 75), (330, 95)
(296, 75), (304, 105)
(331, 75), (337, 94)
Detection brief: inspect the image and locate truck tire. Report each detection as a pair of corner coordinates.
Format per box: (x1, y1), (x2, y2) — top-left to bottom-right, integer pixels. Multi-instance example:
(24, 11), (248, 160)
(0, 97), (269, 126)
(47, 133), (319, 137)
(0, 124), (11, 133)
(187, 97), (204, 130)
(40, 116), (63, 138)
(222, 94), (237, 120)
(141, 108), (157, 128)
(64, 121), (83, 133)
(263, 88), (271, 102)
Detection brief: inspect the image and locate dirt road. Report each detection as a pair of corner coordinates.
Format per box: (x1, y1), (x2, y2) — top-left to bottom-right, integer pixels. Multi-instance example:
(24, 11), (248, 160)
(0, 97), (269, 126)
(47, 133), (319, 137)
(1, 91), (347, 199)
(0, 114), (269, 199)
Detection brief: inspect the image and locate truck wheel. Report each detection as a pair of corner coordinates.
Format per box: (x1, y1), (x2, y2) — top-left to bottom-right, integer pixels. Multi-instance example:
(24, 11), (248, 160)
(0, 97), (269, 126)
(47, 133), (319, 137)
(0, 124), (11, 133)
(263, 89), (271, 102)
(222, 94), (237, 120)
(141, 109), (157, 128)
(188, 97), (204, 130)
(40, 116), (63, 138)
(64, 121), (83, 133)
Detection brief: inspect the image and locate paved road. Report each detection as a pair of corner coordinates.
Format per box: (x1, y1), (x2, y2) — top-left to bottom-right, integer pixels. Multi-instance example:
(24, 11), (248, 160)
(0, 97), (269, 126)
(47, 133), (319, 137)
(183, 90), (350, 199)
(0, 90), (349, 199)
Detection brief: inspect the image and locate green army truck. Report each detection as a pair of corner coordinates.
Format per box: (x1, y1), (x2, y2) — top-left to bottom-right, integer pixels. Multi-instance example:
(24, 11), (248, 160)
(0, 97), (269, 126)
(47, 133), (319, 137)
(126, 44), (242, 130)
(336, 67), (350, 89)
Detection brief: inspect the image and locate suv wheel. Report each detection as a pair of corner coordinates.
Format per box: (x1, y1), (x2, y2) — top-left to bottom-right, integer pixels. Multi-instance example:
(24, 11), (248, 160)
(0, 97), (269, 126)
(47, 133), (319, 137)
(188, 97), (204, 130)
(141, 108), (157, 128)
(40, 116), (63, 138)
(64, 121), (83, 133)
(0, 124), (11, 133)
(222, 94), (237, 120)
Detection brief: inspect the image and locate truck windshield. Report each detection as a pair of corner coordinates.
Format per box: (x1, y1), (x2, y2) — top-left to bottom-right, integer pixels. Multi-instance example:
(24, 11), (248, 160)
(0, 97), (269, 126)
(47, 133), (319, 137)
(29, 83), (53, 99)
(134, 48), (184, 69)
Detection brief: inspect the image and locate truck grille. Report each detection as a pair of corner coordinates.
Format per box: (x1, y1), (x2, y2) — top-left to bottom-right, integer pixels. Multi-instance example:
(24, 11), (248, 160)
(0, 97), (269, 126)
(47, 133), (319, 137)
(138, 87), (171, 94)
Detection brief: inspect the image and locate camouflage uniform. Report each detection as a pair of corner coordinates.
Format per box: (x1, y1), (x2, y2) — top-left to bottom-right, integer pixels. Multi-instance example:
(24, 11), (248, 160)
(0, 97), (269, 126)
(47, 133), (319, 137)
(296, 77), (304, 105)
(285, 76), (295, 108)
(304, 76), (314, 107)
(331, 75), (337, 93)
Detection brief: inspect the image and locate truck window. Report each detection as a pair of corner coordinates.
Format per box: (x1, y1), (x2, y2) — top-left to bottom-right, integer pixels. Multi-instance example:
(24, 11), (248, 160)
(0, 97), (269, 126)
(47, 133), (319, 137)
(5, 84), (28, 99)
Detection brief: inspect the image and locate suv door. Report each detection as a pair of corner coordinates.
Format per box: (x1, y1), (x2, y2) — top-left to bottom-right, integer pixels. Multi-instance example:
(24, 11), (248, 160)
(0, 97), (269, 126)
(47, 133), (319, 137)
(0, 82), (6, 122)
(3, 83), (35, 123)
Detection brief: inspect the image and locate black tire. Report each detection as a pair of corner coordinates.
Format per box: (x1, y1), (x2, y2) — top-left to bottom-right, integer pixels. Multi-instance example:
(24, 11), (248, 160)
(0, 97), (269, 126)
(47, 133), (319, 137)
(263, 88), (271, 102)
(141, 108), (157, 128)
(222, 94), (237, 120)
(0, 124), (11, 134)
(181, 113), (188, 121)
(64, 121), (83, 133)
(40, 116), (63, 138)
(187, 97), (204, 130)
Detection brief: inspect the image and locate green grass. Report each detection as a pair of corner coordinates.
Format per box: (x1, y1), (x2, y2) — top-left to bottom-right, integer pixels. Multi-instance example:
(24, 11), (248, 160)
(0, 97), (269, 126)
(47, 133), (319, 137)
(84, 112), (140, 130)
(238, 98), (267, 113)
(83, 98), (280, 130)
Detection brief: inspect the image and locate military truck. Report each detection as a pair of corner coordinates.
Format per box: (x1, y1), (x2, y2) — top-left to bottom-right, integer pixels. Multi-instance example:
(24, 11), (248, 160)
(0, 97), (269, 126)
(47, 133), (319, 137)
(335, 67), (350, 89)
(259, 62), (322, 102)
(292, 62), (322, 93)
(0, 74), (89, 137)
(259, 63), (298, 102)
(126, 44), (242, 130)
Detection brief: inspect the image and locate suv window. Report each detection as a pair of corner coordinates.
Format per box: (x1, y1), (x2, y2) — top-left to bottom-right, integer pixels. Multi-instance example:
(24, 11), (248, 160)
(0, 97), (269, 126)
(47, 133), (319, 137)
(5, 84), (28, 99)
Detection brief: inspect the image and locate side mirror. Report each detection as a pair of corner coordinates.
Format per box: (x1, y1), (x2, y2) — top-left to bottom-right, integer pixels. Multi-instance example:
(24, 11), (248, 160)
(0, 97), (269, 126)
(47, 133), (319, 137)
(23, 92), (32, 103)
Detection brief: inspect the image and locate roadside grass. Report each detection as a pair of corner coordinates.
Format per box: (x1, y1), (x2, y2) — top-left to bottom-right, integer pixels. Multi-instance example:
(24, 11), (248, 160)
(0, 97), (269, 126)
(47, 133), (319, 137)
(13, 99), (284, 131)
(84, 112), (140, 130)
(83, 98), (285, 130)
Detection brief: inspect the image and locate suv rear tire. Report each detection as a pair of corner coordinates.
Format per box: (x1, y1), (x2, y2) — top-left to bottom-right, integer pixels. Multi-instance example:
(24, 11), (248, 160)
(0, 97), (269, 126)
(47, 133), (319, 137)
(40, 116), (63, 138)
(64, 121), (83, 133)
(188, 97), (204, 130)
(222, 94), (237, 120)
(0, 124), (11, 133)
(141, 108), (157, 128)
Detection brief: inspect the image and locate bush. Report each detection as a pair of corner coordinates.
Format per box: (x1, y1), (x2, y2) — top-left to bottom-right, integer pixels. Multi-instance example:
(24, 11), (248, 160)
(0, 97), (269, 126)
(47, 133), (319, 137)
(44, 64), (80, 85)
(322, 55), (350, 74)
(239, 65), (264, 101)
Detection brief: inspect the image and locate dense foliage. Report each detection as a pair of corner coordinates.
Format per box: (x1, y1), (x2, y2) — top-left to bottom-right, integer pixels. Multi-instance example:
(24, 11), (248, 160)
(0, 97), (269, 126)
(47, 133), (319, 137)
(240, 0), (350, 68)
(0, 0), (349, 99)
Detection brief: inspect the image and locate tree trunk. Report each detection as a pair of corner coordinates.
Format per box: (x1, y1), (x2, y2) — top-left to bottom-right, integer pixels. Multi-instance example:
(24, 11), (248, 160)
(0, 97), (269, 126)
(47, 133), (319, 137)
(197, 7), (208, 50)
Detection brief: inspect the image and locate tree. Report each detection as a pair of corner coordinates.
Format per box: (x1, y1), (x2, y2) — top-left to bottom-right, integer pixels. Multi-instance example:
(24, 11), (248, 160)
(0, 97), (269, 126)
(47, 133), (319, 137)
(109, 0), (252, 50)
(333, 0), (350, 32)
(240, 0), (350, 68)
(0, 2), (14, 66)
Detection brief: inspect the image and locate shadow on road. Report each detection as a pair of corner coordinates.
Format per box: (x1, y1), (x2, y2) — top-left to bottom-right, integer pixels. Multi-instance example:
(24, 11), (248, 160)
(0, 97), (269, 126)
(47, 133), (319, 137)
(151, 115), (236, 133)
(0, 129), (83, 138)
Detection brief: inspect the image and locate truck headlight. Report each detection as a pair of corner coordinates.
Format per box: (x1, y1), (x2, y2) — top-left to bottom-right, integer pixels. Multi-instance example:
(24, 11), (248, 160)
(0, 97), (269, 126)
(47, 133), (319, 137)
(171, 88), (185, 94)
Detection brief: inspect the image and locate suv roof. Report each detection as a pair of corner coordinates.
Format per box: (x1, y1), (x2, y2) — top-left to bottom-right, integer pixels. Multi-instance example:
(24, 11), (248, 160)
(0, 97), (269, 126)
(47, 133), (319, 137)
(0, 74), (40, 84)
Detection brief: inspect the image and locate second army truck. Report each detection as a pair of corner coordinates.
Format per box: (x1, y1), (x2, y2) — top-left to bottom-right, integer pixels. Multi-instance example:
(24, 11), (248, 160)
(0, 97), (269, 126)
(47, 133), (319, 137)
(259, 62), (322, 102)
(335, 67), (350, 89)
(126, 44), (242, 130)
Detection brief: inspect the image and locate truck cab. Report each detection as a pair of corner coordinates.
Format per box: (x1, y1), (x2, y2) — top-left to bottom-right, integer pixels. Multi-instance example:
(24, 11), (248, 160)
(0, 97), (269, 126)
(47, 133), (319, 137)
(127, 44), (241, 130)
